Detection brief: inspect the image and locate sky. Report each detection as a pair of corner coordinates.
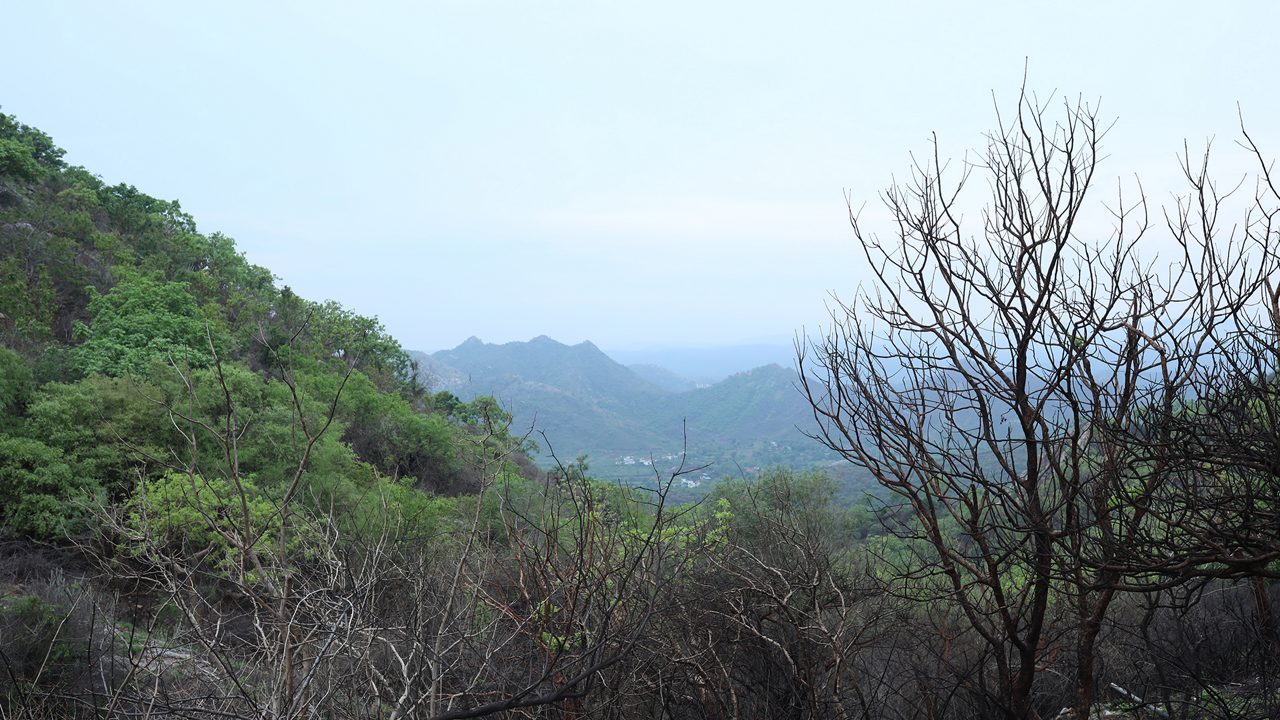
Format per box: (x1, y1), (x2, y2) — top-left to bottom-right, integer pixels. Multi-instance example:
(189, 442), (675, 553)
(3, 2), (1278, 353)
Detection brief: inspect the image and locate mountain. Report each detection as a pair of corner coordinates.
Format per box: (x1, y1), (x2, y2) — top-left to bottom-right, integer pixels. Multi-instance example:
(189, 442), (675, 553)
(430, 335), (664, 406)
(627, 363), (699, 392)
(415, 337), (669, 456)
(678, 364), (809, 443)
(414, 337), (835, 484)
(603, 343), (796, 384)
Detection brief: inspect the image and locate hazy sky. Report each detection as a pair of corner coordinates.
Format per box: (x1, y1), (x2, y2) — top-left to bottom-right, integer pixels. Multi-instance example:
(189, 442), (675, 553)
(4, 2), (1278, 352)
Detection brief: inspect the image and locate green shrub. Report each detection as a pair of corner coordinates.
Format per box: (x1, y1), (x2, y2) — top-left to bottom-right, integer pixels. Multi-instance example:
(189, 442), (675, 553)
(0, 347), (33, 422)
(73, 274), (216, 377)
(127, 471), (282, 571)
(0, 138), (43, 182)
(0, 434), (99, 539)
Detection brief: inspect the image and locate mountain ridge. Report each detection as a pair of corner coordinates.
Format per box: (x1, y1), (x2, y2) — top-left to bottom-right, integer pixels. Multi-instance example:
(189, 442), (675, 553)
(410, 336), (832, 476)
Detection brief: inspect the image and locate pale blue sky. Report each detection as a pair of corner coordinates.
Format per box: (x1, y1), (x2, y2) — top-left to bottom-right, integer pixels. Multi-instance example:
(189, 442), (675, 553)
(4, 2), (1277, 351)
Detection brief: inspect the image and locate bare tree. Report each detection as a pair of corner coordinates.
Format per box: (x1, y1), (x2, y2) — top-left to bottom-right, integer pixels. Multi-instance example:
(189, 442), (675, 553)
(1100, 130), (1280, 589)
(798, 87), (1277, 720)
(681, 471), (886, 720)
(359, 447), (715, 720)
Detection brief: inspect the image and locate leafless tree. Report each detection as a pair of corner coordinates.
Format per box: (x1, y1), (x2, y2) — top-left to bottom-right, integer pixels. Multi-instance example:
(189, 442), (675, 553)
(617, 470), (895, 720)
(799, 86), (1278, 720)
(1099, 129), (1280, 589)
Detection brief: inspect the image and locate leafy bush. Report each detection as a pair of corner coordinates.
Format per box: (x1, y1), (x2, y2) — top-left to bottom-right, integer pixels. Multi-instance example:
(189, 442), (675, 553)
(0, 138), (43, 182)
(0, 434), (99, 539)
(128, 471), (283, 571)
(0, 346), (33, 423)
(73, 274), (216, 377)
(25, 375), (172, 501)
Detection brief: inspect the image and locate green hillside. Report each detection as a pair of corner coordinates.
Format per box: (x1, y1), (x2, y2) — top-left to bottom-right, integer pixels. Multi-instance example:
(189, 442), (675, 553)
(0, 110), (534, 542)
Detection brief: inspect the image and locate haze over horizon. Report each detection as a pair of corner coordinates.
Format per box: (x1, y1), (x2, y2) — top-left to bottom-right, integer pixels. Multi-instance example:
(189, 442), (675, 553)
(3, 1), (1277, 351)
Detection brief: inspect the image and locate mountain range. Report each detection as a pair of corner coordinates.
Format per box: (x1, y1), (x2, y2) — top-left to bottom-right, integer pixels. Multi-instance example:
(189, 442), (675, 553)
(602, 343), (796, 385)
(411, 336), (835, 485)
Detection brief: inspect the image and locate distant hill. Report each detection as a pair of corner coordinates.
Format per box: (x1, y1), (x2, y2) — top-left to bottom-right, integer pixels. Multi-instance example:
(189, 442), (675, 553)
(417, 336), (668, 455)
(412, 337), (837, 489)
(431, 335), (664, 410)
(603, 343), (796, 385)
(627, 363), (699, 392)
(675, 364), (808, 443)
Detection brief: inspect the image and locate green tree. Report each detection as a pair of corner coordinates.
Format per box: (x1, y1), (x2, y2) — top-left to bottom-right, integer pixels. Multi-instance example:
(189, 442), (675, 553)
(0, 112), (64, 167)
(0, 255), (58, 344)
(0, 111), (64, 181)
(0, 434), (98, 539)
(0, 139), (43, 182)
(25, 375), (172, 500)
(332, 369), (462, 491)
(0, 347), (33, 423)
(128, 471), (286, 571)
(73, 274), (215, 377)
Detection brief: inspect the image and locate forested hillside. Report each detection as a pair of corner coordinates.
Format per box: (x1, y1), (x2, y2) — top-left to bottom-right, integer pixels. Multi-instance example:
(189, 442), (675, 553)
(2, 94), (1280, 720)
(0, 111), (533, 541)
